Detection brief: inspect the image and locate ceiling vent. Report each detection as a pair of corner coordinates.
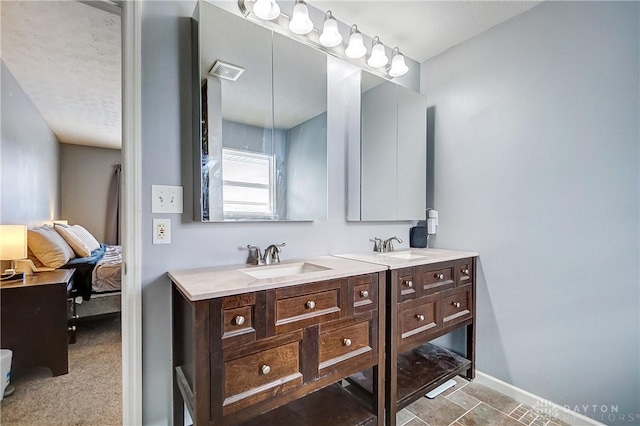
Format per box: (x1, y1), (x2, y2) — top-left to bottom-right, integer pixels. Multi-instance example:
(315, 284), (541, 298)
(209, 61), (245, 82)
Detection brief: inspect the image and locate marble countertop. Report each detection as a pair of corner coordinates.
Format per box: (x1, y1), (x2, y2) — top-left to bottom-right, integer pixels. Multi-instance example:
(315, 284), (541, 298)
(168, 256), (387, 301)
(333, 248), (478, 270)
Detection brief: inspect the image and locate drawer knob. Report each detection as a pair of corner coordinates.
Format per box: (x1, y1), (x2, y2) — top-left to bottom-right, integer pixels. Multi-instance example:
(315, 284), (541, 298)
(452, 302), (461, 308)
(233, 315), (245, 326)
(405, 280), (413, 288)
(260, 364), (271, 375)
(462, 269), (469, 275)
(435, 273), (444, 280)
(416, 314), (425, 321)
(360, 290), (369, 298)
(306, 300), (316, 309)
(343, 338), (352, 347)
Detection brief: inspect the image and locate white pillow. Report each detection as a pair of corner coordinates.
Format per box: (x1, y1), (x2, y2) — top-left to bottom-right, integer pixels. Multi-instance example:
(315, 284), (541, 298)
(55, 226), (91, 257)
(27, 225), (76, 268)
(69, 225), (101, 252)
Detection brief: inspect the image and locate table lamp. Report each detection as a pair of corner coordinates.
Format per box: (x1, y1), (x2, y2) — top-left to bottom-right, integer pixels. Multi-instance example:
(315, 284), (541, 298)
(0, 225), (27, 280)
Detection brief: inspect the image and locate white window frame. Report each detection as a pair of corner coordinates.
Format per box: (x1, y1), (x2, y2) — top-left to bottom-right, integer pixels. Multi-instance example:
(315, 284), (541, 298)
(221, 148), (275, 219)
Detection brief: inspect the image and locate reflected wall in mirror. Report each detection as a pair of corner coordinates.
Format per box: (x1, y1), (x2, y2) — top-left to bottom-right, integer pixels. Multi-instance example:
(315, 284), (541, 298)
(347, 70), (427, 221)
(195, 2), (327, 222)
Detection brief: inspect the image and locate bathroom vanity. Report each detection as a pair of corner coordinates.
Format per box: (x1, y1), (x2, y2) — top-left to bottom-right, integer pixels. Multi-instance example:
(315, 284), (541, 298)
(336, 249), (477, 426)
(170, 257), (387, 425)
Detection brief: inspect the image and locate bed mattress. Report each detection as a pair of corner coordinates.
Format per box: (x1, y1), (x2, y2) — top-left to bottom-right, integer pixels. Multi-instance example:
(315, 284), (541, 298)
(92, 245), (122, 293)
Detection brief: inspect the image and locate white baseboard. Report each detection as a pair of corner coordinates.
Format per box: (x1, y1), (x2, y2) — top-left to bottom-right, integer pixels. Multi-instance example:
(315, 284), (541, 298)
(474, 371), (605, 426)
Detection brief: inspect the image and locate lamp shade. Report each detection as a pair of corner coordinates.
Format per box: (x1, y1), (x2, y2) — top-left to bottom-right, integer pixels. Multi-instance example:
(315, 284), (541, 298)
(345, 25), (366, 59)
(253, 0), (280, 21)
(367, 37), (388, 68)
(319, 11), (342, 48)
(389, 48), (409, 77)
(289, 0), (313, 35)
(0, 225), (27, 261)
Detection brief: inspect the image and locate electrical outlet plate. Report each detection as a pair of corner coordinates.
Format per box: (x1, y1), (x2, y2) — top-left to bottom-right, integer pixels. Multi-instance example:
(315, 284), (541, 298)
(152, 185), (183, 214)
(153, 218), (171, 245)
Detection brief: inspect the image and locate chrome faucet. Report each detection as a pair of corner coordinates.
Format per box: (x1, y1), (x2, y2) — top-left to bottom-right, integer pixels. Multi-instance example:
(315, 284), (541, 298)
(370, 237), (383, 253)
(383, 236), (403, 252)
(247, 243), (286, 265)
(264, 243), (286, 265)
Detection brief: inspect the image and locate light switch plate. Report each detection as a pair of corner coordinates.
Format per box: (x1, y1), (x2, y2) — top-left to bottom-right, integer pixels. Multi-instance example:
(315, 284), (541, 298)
(152, 185), (183, 214)
(153, 218), (171, 244)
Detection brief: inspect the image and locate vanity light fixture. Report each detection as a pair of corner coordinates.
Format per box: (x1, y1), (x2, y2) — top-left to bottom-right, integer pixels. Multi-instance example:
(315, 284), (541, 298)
(367, 36), (388, 68)
(288, 0), (313, 35)
(238, 0), (410, 79)
(319, 11), (342, 48)
(252, 0), (280, 21)
(389, 47), (409, 77)
(345, 25), (367, 59)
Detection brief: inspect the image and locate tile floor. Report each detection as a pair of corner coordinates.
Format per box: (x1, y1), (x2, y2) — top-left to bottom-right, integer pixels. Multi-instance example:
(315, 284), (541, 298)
(397, 377), (572, 426)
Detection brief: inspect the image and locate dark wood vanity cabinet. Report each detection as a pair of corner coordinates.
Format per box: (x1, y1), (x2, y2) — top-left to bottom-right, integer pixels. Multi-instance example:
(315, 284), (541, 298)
(349, 257), (477, 426)
(172, 272), (386, 426)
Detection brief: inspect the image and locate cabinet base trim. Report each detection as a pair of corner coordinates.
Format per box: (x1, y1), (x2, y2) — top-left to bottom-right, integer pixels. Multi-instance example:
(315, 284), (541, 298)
(474, 371), (605, 426)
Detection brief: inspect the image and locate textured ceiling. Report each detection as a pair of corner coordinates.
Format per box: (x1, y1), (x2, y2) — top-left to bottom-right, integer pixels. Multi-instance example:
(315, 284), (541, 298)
(1, 1), (121, 149)
(309, 1), (542, 63)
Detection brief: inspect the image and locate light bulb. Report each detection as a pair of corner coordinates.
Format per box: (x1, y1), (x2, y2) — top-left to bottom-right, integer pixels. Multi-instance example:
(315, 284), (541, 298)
(253, 0), (280, 21)
(345, 25), (366, 59)
(288, 0), (313, 35)
(319, 11), (342, 48)
(367, 37), (388, 68)
(389, 48), (409, 77)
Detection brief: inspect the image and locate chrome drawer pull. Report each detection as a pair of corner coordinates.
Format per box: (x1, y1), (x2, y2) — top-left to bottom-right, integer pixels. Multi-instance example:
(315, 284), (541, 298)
(233, 315), (245, 326)
(405, 280), (413, 288)
(360, 290), (369, 298)
(416, 314), (425, 321)
(462, 269), (469, 275)
(260, 365), (271, 375)
(306, 300), (316, 309)
(343, 338), (352, 347)
(435, 273), (444, 280)
(452, 302), (461, 308)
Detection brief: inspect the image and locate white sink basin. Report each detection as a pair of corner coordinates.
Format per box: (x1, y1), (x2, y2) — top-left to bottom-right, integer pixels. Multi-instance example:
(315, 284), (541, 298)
(241, 262), (331, 279)
(386, 251), (427, 260)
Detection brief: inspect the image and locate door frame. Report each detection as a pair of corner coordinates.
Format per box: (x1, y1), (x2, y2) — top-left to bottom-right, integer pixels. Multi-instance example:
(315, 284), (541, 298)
(121, 0), (142, 424)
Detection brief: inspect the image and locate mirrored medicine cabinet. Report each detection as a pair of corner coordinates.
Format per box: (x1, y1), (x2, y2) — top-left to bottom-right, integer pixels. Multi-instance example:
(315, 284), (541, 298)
(346, 71), (428, 221)
(193, 1), (427, 223)
(193, 2), (328, 222)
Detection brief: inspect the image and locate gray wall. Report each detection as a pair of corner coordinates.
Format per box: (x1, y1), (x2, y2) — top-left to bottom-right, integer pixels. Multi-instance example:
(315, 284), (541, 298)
(421, 1), (639, 422)
(1, 61), (60, 226)
(141, 3), (412, 423)
(60, 143), (121, 242)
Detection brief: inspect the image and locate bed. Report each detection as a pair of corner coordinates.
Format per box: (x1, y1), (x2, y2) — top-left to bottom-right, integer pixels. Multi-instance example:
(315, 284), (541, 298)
(61, 244), (122, 343)
(26, 224), (122, 343)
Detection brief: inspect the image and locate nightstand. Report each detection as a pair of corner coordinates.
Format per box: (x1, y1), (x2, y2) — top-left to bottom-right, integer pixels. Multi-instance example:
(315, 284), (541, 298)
(0, 269), (75, 377)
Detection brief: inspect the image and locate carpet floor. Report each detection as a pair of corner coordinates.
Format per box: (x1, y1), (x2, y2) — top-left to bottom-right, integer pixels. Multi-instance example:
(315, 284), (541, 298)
(0, 315), (122, 426)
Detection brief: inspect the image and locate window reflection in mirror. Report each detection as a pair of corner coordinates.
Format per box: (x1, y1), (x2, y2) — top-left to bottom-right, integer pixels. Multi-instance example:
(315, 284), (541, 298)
(196, 3), (327, 222)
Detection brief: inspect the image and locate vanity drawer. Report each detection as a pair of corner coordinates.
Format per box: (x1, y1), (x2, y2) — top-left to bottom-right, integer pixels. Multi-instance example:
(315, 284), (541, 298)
(457, 259), (473, 286)
(442, 285), (473, 326)
(220, 294), (257, 348)
(223, 341), (303, 414)
(352, 275), (376, 312)
(422, 264), (455, 295)
(400, 295), (439, 347)
(319, 320), (372, 376)
(274, 280), (344, 334)
(397, 270), (418, 302)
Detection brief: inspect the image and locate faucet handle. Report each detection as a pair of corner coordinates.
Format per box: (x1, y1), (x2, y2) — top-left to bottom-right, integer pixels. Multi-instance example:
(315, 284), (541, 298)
(369, 238), (383, 252)
(247, 245), (263, 265)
